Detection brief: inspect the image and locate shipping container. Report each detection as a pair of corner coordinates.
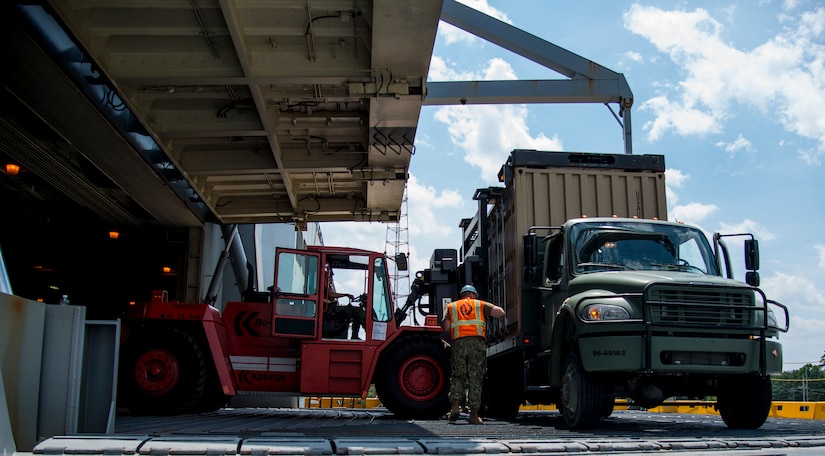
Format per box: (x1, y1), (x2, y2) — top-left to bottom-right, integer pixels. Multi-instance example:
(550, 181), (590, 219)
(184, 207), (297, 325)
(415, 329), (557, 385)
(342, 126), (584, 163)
(468, 150), (666, 334)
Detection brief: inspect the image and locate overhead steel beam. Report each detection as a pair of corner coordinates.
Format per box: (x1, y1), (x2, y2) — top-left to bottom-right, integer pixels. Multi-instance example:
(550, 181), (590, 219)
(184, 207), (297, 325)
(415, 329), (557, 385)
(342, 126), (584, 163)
(431, 0), (634, 154)
(218, 0), (299, 214)
(423, 79), (627, 105)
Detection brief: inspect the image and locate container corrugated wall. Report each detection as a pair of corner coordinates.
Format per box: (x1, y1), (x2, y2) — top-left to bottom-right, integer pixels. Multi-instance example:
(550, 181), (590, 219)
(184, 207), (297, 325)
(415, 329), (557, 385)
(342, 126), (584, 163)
(514, 168), (667, 228)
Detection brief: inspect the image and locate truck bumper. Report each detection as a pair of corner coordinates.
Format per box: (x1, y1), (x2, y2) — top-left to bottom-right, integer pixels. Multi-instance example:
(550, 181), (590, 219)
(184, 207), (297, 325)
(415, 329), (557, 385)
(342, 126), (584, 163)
(578, 335), (782, 375)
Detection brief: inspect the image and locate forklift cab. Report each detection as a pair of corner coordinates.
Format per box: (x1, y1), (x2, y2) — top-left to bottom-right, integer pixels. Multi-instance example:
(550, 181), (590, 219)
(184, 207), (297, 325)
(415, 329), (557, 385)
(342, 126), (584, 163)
(272, 247), (395, 342)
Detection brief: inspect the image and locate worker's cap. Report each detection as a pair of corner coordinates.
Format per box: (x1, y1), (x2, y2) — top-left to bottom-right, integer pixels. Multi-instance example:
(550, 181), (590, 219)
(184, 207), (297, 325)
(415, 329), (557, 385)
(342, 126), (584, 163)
(460, 285), (478, 295)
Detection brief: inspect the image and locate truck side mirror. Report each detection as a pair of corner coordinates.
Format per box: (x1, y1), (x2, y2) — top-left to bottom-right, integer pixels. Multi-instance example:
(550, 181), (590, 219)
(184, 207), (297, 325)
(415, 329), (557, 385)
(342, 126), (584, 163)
(744, 239), (759, 271)
(745, 271), (760, 287)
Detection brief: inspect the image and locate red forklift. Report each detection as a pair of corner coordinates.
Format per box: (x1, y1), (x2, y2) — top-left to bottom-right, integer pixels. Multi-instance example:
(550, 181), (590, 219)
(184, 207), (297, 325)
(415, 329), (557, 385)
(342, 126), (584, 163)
(118, 245), (450, 419)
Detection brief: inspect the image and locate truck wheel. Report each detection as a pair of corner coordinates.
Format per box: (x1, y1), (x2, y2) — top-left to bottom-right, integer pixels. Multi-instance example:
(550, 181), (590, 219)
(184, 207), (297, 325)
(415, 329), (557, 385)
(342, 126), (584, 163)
(374, 336), (450, 419)
(717, 376), (772, 429)
(119, 326), (208, 415)
(560, 352), (604, 429)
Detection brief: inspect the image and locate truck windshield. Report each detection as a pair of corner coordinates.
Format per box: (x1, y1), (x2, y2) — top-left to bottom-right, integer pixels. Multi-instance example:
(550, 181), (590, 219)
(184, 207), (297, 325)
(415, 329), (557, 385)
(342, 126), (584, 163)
(569, 221), (719, 276)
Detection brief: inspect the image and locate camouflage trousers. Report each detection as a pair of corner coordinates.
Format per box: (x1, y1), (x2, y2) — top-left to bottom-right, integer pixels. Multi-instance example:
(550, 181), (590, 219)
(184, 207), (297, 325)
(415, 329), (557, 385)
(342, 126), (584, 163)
(448, 336), (487, 409)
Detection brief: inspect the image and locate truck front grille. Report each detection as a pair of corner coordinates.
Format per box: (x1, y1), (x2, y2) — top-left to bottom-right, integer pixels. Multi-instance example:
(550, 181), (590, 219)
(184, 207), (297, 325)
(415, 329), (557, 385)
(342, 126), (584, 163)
(646, 286), (756, 328)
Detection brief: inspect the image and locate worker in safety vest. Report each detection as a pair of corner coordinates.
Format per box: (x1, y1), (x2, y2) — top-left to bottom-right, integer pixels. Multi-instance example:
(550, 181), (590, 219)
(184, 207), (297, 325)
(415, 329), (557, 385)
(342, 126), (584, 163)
(441, 284), (504, 424)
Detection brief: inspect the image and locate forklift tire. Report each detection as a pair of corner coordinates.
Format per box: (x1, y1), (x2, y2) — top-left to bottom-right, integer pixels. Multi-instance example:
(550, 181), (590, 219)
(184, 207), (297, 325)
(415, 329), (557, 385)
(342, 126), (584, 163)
(717, 375), (772, 429)
(375, 336), (450, 420)
(559, 352), (604, 429)
(192, 369), (229, 413)
(119, 326), (208, 415)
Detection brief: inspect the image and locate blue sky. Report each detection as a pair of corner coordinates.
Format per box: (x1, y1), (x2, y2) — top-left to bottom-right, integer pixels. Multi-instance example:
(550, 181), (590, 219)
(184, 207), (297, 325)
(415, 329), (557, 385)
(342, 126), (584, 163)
(321, 0), (825, 368)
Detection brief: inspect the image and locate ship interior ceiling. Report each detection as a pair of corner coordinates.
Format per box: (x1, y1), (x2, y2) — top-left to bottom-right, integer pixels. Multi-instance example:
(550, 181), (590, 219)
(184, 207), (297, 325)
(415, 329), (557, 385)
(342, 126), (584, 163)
(0, 0), (441, 314)
(2, 0), (633, 315)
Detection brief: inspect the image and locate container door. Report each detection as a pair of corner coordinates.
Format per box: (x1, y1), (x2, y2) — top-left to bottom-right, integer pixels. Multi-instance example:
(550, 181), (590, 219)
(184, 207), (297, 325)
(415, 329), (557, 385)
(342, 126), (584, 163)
(272, 249), (320, 338)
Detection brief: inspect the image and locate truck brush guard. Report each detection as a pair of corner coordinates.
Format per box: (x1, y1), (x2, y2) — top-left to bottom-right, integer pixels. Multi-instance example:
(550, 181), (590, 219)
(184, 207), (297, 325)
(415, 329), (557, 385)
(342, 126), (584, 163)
(575, 283), (789, 375)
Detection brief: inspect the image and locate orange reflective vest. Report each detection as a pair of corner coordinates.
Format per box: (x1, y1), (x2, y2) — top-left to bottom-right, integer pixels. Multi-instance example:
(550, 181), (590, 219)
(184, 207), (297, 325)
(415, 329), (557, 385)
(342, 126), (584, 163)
(448, 298), (485, 339)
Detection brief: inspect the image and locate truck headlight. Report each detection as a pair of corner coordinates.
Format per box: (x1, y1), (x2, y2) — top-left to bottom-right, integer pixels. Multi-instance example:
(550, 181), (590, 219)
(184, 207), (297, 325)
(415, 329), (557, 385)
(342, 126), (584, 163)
(581, 304), (630, 321)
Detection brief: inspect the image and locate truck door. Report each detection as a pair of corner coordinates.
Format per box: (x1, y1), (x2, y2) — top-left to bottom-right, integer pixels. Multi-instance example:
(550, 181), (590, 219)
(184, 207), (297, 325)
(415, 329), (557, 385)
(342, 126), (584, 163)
(540, 233), (567, 349)
(272, 249), (320, 338)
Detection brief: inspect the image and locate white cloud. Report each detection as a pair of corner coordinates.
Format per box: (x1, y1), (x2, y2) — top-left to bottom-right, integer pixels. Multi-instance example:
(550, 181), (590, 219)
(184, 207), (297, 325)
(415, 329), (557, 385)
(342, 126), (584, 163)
(428, 56), (517, 82)
(715, 134), (754, 158)
(665, 168), (688, 187)
(800, 148), (823, 165)
(455, 0), (510, 18)
(428, 55), (478, 82)
(782, 316), (825, 365)
(639, 96), (720, 141)
(438, 0), (512, 46)
(430, 58), (563, 182)
(625, 51), (643, 62)
(663, 168), (718, 224)
(761, 271), (825, 364)
(624, 4), (825, 154)
(318, 221), (388, 254)
(406, 174), (463, 239)
(669, 202), (718, 224)
(815, 244), (825, 269)
(316, 175), (464, 275)
(718, 219), (777, 241)
(403, 174), (467, 273)
(434, 104), (563, 182)
(617, 50), (645, 71)
(720, 4), (737, 24)
(483, 57), (518, 80)
(664, 168), (688, 207)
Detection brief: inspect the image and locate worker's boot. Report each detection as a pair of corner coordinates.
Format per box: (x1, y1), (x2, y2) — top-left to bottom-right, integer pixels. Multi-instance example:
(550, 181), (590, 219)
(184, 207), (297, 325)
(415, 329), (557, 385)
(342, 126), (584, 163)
(447, 401), (460, 423)
(468, 409), (483, 425)
(350, 324), (361, 340)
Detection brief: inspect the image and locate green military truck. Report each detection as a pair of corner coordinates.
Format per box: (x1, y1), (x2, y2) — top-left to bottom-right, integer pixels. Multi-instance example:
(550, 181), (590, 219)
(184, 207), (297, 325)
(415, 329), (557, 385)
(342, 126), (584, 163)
(412, 150), (788, 429)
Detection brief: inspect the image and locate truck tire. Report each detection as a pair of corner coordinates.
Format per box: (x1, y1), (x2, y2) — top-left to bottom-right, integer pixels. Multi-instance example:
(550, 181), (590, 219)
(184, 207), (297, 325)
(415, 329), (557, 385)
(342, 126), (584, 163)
(374, 336), (450, 419)
(717, 375), (772, 429)
(560, 352), (605, 429)
(119, 326), (208, 415)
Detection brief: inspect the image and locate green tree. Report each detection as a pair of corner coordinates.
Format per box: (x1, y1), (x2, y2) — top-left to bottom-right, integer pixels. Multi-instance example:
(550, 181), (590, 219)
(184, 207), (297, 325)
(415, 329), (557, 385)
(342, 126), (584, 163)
(772, 364), (825, 402)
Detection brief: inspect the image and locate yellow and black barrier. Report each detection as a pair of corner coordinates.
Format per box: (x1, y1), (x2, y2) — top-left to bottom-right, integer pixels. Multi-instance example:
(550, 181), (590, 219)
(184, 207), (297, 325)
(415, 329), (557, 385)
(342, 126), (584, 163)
(522, 400), (825, 420)
(305, 397), (825, 420)
(304, 397), (381, 409)
(769, 402), (825, 420)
